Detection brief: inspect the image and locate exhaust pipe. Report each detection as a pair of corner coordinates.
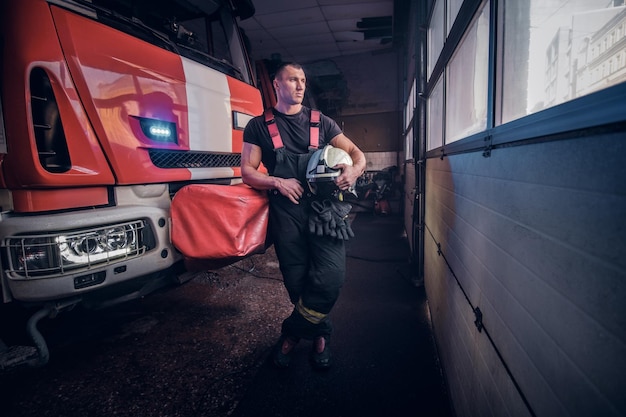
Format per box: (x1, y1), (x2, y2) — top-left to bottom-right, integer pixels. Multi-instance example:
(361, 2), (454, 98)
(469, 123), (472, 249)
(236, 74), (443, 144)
(0, 299), (80, 372)
(23, 305), (54, 368)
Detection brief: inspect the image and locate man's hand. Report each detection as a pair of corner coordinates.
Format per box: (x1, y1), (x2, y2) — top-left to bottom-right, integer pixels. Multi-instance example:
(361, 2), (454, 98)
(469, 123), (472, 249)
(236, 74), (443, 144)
(328, 133), (366, 192)
(333, 163), (361, 192)
(276, 177), (304, 204)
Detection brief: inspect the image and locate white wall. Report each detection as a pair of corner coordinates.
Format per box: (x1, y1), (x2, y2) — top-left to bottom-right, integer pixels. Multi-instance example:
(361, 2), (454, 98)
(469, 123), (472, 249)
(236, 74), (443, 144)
(364, 151), (398, 171)
(424, 132), (626, 417)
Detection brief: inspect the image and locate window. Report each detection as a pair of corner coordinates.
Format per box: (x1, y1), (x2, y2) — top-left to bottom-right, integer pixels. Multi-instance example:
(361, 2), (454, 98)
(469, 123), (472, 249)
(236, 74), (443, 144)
(88, 0), (250, 83)
(445, 1), (489, 143)
(423, 0), (626, 154)
(448, 0), (464, 34)
(428, 0), (446, 78)
(500, 0), (626, 124)
(405, 78), (416, 161)
(428, 75), (444, 151)
(406, 78), (416, 132)
(405, 126), (414, 161)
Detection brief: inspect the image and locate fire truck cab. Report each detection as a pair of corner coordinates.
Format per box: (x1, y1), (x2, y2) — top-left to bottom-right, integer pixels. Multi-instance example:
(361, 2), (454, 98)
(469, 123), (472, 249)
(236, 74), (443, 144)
(0, 0), (263, 370)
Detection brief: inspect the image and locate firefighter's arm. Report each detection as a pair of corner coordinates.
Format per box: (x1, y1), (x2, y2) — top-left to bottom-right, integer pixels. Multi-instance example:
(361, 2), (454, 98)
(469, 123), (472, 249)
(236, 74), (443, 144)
(241, 142), (304, 204)
(329, 133), (366, 191)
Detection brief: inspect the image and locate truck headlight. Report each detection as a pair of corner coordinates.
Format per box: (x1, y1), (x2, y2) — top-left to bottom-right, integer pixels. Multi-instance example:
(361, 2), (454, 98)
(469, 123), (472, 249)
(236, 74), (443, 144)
(4, 220), (147, 278)
(58, 224), (138, 264)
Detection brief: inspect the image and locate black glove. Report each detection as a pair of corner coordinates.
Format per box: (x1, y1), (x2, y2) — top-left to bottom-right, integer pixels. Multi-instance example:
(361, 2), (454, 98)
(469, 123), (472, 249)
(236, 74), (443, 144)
(327, 200), (355, 240)
(309, 200), (333, 237)
(335, 216), (355, 240)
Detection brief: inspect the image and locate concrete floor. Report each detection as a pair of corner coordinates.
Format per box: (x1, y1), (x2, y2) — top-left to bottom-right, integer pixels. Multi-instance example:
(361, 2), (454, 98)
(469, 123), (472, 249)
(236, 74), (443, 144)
(0, 212), (453, 417)
(231, 212), (454, 417)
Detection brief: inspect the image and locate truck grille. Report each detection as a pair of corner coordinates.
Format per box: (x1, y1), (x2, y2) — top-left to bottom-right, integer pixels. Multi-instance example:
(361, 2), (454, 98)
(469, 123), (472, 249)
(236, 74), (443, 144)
(149, 150), (241, 168)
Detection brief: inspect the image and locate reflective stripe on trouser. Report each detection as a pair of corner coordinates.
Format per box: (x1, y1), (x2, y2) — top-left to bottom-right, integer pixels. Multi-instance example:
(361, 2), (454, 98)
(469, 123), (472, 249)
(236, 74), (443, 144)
(281, 306), (332, 340)
(296, 297), (327, 324)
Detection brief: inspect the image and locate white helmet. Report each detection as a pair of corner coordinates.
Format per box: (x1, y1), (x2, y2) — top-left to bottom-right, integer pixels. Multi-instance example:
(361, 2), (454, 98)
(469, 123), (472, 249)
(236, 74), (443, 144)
(306, 145), (357, 198)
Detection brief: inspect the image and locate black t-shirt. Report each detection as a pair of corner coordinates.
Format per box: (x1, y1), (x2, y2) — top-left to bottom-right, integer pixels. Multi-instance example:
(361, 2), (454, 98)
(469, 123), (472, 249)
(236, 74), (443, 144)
(243, 107), (342, 174)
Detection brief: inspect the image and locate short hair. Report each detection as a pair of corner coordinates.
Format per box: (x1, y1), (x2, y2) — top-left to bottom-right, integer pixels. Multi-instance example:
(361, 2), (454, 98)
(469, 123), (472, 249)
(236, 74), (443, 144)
(273, 62), (304, 81)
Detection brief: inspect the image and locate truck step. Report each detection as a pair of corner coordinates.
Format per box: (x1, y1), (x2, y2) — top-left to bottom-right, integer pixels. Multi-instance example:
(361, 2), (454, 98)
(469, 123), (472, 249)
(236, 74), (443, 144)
(0, 345), (39, 372)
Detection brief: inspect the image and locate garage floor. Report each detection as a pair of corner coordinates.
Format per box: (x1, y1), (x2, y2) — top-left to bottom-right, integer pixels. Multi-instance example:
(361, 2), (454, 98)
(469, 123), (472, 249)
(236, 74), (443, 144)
(0, 212), (453, 417)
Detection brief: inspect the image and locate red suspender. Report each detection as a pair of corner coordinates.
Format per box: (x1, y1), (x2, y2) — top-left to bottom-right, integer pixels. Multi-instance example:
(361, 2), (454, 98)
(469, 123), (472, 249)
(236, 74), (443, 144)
(264, 108), (321, 150)
(309, 109), (320, 151)
(264, 108), (284, 149)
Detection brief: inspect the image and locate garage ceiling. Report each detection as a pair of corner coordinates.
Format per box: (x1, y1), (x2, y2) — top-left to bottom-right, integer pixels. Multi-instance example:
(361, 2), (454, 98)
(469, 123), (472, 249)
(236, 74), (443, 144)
(239, 0), (396, 64)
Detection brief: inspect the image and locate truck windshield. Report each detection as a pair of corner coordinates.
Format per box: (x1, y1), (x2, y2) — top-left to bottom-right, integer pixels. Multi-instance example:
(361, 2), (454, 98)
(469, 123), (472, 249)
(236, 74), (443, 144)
(64, 0), (252, 83)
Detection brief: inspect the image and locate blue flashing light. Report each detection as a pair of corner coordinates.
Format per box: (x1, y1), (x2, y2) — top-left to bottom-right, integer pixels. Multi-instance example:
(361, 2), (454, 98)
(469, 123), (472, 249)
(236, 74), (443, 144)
(137, 117), (177, 143)
(149, 125), (172, 137)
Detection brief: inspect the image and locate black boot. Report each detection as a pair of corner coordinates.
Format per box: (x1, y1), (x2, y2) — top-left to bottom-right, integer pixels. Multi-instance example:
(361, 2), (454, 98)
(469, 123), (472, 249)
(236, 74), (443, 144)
(272, 336), (299, 368)
(310, 336), (331, 370)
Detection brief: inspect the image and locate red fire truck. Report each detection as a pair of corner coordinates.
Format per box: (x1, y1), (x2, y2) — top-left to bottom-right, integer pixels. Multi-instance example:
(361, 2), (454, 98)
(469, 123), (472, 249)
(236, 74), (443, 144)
(0, 0), (264, 370)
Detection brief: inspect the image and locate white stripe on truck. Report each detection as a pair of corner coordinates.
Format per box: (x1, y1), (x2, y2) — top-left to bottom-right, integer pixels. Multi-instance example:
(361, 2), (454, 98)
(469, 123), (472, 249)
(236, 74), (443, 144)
(181, 57), (232, 153)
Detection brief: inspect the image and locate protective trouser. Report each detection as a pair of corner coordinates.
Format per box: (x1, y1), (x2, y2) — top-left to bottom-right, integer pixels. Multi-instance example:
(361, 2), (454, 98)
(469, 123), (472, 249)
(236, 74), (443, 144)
(269, 148), (346, 339)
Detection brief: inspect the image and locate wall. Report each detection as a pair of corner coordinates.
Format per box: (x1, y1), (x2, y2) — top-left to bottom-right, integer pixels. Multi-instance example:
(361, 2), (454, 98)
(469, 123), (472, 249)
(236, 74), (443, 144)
(328, 50), (398, 116)
(305, 50), (402, 156)
(337, 112), (400, 153)
(423, 132), (626, 416)
(338, 112), (401, 173)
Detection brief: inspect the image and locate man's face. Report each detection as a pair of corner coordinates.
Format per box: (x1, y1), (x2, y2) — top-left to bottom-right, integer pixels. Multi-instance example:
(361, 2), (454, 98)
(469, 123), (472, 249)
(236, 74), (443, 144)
(274, 65), (306, 105)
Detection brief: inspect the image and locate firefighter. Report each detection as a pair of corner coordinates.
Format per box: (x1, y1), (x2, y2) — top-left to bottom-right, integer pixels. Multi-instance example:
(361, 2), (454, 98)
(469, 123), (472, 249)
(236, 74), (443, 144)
(241, 62), (366, 370)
